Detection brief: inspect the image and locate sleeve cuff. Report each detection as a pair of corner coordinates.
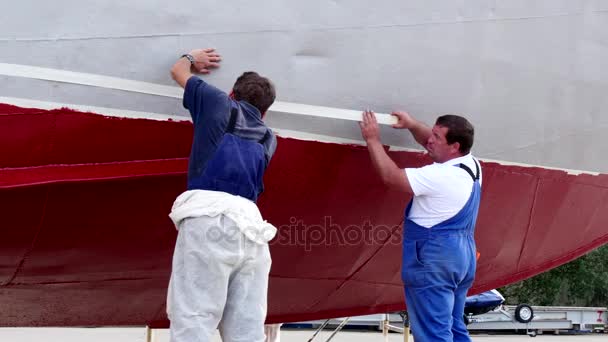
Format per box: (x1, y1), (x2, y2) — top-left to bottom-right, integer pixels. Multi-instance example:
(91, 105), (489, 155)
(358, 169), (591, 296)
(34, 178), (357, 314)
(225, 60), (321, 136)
(404, 168), (421, 196)
(183, 76), (203, 110)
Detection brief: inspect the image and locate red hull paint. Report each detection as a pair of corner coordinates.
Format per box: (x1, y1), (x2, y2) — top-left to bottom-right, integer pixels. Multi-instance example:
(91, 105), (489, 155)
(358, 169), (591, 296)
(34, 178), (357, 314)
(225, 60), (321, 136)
(1, 104), (608, 326)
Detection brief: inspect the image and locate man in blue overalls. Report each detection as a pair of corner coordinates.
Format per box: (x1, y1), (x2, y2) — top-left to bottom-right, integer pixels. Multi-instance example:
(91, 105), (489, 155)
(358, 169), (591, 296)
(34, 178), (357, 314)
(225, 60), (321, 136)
(359, 110), (481, 342)
(167, 48), (278, 342)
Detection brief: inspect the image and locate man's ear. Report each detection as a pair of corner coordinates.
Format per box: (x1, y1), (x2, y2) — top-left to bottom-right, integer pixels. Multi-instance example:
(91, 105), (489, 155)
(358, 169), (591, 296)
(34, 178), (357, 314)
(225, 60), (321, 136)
(229, 90), (235, 99)
(451, 142), (461, 154)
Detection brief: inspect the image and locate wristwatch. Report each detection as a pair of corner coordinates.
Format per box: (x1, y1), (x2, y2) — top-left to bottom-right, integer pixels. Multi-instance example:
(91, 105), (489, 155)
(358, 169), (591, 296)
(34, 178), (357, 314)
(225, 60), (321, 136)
(181, 54), (195, 65)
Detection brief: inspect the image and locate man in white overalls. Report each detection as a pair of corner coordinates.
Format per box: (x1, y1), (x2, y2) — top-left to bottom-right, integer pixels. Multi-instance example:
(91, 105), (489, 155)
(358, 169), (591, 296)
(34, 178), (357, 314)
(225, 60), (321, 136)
(167, 48), (278, 342)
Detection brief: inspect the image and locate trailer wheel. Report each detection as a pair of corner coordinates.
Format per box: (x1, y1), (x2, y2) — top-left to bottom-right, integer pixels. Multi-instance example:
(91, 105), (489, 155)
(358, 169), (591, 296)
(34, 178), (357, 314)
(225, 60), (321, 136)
(515, 304), (534, 323)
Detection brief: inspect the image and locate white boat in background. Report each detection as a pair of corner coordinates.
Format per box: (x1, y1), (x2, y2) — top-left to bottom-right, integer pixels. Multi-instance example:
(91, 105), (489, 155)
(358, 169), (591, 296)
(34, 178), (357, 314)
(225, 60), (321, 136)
(2, 0), (607, 171)
(1, 0), (607, 327)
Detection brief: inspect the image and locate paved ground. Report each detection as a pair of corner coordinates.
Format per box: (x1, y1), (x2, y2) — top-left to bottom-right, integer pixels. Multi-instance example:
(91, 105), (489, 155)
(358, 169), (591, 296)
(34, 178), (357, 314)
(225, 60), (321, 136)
(0, 328), (606, 342)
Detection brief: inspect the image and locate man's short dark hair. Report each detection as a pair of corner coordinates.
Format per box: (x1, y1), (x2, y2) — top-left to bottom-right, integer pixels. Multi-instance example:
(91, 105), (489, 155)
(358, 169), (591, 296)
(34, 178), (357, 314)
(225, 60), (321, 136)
(435, 115), (475, 155)
(232, 71), (276, 115)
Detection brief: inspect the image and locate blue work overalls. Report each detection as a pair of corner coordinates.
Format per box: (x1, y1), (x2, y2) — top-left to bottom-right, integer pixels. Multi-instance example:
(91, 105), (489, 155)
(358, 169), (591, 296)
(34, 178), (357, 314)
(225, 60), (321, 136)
(402, 160), (481, 342)
(197, 104), (270, 202)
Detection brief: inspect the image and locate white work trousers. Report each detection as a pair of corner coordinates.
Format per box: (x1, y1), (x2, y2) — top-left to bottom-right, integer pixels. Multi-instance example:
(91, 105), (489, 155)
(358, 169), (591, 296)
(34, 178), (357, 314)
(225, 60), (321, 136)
(168, 214), (271, 342)
(264, 324), (282, 342)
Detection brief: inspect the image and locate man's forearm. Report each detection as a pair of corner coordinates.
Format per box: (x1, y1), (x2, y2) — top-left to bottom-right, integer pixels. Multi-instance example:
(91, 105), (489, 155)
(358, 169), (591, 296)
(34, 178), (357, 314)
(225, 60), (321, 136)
(170, 57), (193, 88)
(367, 140), (405, 189)
(408, 120), (432, 148)
(360, 110), (412, 193)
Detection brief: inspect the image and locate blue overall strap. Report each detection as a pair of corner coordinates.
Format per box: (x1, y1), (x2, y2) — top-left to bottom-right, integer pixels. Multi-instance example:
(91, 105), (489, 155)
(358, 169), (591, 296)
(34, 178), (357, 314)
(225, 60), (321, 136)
(258, 130), (271, 144)
(458, 158), (480, 181)
(226, 106), (239, 134)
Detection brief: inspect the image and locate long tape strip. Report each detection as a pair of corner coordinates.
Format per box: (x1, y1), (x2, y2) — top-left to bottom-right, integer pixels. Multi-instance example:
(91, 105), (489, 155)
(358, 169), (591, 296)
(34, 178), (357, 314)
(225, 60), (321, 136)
(0, 63), (396, 125)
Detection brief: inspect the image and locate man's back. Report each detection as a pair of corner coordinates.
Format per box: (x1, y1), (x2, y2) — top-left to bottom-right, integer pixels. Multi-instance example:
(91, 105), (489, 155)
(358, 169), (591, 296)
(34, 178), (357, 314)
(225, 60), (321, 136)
(406, 154), (481, 227)
(168, 48), (278, 342)
(182, 76), (276, 198)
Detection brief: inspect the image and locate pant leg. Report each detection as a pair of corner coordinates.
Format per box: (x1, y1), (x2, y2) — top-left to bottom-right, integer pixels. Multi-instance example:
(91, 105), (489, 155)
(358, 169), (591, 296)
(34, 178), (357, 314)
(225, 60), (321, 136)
(451, 282), (472, 342)
(264, 324), (282, 342)
(452, 238), (476, 342)
(405, 284), (455, 342)
(218, 216), (272, 342)
(402, 232), (476, 342)
(402, 238), (464, 342)
(168, 215), (239, 342)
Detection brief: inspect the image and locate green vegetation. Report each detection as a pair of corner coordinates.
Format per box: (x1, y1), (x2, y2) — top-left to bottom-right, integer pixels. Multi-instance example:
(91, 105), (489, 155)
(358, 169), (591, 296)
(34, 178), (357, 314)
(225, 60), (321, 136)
(499, 244), (608, 307)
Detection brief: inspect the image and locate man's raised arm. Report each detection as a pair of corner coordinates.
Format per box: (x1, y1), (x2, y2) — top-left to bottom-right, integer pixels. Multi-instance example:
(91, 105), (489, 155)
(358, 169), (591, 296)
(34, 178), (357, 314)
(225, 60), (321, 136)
(392, 110), (432, 149)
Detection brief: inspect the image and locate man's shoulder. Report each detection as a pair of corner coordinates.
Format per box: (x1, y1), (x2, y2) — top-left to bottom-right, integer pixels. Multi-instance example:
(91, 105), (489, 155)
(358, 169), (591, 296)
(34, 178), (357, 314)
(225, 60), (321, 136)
(183, 76), (230, 119)
(408, 156), (477, 182)
(456, 154), (482, 177)
(442, 155), (482, 185)
(405, 163), (444, 188)
(411, 161), (444, 174)
(186, 76), (228, 100)
(445, 154), (479, 169)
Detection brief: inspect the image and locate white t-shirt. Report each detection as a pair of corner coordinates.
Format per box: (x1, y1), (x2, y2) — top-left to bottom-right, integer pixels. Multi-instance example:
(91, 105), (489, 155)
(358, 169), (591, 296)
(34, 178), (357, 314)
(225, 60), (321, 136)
(404, 154), (482, 228)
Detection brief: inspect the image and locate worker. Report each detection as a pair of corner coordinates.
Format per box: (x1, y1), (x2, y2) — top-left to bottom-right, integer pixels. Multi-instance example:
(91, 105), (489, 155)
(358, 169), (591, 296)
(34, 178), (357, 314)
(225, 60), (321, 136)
(167, 48), (278, 342)
(359, 110), (481, 342)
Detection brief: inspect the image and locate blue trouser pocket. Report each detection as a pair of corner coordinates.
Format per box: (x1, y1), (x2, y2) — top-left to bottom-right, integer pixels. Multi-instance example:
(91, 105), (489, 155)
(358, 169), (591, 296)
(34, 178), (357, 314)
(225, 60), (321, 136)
(401, 240), (427, 287)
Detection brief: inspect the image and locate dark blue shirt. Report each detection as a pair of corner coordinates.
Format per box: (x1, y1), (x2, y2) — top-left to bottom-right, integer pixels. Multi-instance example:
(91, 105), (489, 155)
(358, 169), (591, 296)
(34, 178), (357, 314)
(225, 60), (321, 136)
(183, 76), (277, 189)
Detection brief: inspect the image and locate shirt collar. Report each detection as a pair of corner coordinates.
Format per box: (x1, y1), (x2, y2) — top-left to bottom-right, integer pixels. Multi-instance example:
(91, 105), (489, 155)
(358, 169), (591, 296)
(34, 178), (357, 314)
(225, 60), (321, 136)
(440, 153), (473, 166)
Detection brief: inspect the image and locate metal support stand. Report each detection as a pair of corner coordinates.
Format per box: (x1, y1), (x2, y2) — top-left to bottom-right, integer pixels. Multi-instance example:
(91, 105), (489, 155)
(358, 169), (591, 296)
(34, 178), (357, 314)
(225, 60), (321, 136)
(401, 311), (411, 342)
(325, 318), (351, 341)
(382, 311), (412, 341)
(307, 317), (351, 342)
(145, 326), (153, 342)
(307, 319), (331, 342)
